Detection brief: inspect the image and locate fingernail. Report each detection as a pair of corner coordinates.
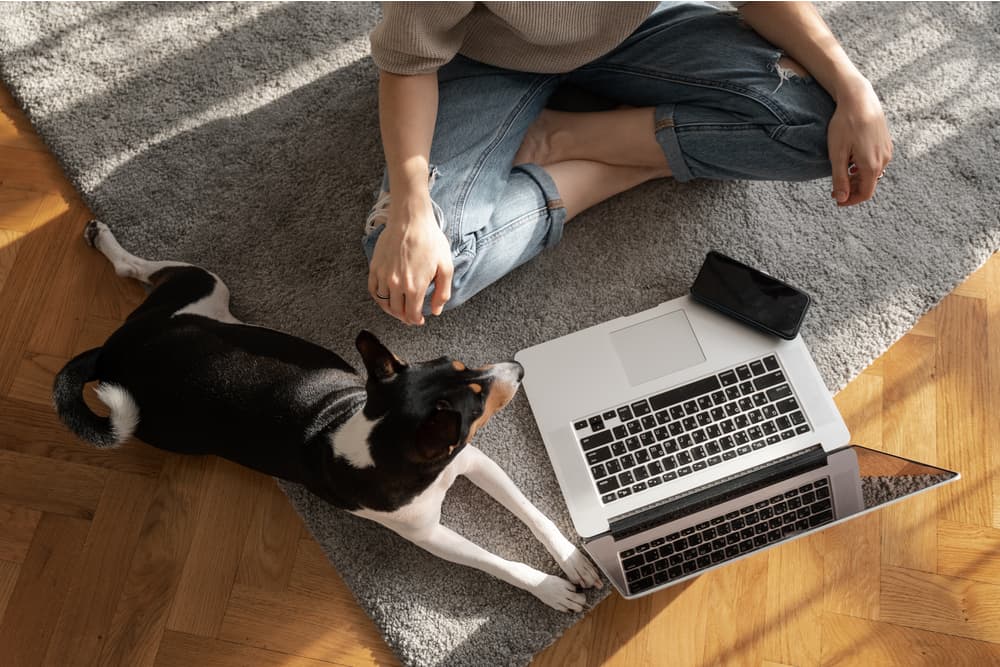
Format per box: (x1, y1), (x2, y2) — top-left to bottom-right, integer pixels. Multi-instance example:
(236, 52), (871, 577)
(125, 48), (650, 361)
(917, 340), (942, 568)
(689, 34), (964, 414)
(833, 190), (847, 202)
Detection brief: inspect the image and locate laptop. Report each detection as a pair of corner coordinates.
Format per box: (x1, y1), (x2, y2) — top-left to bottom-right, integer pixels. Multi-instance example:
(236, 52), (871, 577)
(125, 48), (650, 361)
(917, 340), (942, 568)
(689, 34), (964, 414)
(515, 295), (958, 598)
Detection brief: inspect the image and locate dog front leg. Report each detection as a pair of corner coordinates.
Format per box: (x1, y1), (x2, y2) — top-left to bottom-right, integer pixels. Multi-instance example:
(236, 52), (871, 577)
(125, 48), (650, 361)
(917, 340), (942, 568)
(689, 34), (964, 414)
(401, 523), (587, 613)
(461, 447), (603, 590)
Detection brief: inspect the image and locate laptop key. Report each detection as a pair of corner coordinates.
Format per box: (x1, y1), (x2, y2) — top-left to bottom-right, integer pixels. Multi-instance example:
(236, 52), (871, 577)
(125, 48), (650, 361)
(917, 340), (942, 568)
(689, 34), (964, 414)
(763, 355), (779, 370)
(669, 405), (685, 420)
(574, 420), (588, 430)
(589, 416), (605, 431)
(601, 493), (617, 504)
(647, 476), (663, 488)
(631, 400), (651, 416)
(663, 471), (678, 482)
(619, 470), (635, 485)
(656, 410), (671, 424)
(603, 410), (617, 420)
(611, 441), (627, 456)
(596, 477), (619, 493)
(693, 461), (707, 471)
(641, 415), (657, 430)
(678, 466), (693, 477)
(707, 455), (721, 466)
(590, 463), (608, 479)
(612, 425), (628, 439)
(753, 370), (786, 391)
(650, 376), (722, 412)
(586, 446), (613, 464)
(626, 437), (641, 451)
(632, 481), (647, 493)
(767, 384), (793, 401)
(719, 370), (738, 385)
(617, 406), (633, 421)
(750, 360), (766, 375)
(634, 466), (649, 481)
(617, 488), (632, 499)
(580, 430), (614, 451)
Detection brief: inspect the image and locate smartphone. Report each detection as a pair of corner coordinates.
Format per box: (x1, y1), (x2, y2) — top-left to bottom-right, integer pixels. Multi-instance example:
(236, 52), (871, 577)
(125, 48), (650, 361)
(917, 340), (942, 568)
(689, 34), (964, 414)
(689, 251), (811, 340)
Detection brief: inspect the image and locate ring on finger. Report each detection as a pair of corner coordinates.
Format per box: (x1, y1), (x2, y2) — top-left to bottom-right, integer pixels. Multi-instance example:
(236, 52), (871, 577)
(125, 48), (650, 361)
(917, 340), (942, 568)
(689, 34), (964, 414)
(375, 289), (390, 300)
(848, 161), (858, 176)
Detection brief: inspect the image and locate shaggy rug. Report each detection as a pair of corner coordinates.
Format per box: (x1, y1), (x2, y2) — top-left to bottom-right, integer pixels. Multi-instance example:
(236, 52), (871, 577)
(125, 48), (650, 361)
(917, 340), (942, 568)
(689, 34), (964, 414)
(1, 2), (997, 665)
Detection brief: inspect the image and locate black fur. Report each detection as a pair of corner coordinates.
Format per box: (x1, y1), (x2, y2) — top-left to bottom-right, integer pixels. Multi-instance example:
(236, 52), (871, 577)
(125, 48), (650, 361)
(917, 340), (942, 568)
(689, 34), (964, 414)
(53, 265), (499, 513)
(53, 348), (118, 447)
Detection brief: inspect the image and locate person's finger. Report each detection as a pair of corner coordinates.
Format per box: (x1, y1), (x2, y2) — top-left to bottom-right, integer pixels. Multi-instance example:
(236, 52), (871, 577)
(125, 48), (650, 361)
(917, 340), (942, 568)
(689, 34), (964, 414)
(368, 271), (393, 316)
(430, 261), (453, 316)
(404, 280), (427, 326)
(844, 160), (880, 206)
(387, 281), (407, 323)
(830, 147), (852, 205)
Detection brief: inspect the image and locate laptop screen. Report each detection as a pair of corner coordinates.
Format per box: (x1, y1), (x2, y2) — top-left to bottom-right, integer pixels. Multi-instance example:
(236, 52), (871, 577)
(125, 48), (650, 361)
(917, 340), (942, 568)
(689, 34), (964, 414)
(587, 445), (957, 597)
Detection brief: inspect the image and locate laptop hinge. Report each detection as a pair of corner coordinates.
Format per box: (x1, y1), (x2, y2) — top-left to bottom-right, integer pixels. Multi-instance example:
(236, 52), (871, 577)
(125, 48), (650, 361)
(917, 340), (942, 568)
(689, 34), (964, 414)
(609, 445), (828, 540)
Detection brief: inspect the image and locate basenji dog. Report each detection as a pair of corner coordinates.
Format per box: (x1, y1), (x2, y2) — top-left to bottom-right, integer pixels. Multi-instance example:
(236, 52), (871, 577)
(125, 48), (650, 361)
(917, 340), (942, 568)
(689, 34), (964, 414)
(53, 220), (601, 611)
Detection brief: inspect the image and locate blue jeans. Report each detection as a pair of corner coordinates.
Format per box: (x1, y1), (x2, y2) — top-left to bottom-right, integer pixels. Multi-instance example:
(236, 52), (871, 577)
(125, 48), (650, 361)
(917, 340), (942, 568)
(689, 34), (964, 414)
(363, 1), (836, 312)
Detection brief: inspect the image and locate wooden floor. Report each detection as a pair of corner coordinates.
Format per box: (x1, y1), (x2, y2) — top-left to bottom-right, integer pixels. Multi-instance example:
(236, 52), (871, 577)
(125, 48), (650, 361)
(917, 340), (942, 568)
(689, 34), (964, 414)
(1, 82), (999, 667)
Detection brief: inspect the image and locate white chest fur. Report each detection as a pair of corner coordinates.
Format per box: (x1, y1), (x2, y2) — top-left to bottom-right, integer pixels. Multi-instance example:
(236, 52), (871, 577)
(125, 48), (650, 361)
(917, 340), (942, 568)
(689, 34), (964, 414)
(350, 448), (471, 535)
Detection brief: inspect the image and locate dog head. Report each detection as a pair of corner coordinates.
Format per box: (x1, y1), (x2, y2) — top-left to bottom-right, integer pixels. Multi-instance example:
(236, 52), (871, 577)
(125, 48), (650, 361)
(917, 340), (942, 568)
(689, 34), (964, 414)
(355, 330), (523, 466)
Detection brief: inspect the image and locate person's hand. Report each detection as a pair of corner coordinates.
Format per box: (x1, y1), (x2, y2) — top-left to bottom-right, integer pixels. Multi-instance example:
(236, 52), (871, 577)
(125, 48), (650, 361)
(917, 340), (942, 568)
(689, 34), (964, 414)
(368, 196), (453, 325)
(827, 77), (893, 207)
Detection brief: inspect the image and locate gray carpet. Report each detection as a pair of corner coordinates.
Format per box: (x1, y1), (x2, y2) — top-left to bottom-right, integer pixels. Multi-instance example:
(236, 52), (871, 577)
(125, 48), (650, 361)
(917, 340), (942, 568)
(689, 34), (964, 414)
(1, 2), (998, 665)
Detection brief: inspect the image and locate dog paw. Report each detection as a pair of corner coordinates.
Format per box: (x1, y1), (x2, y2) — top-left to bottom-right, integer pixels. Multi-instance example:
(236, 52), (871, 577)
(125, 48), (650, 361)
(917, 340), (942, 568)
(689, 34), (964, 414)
(83, 219), (107, 247)
(533, 574), (587, 613)
(556, 546), (604, 590)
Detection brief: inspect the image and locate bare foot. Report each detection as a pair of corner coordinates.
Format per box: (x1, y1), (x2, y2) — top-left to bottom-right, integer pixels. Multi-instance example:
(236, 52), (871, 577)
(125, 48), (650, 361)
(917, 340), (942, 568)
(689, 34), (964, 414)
(514, 109), (563, 167)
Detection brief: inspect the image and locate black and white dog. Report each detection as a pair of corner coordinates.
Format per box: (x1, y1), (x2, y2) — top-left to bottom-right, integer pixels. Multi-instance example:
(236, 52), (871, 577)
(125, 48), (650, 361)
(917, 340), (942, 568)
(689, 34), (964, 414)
(53, 220), (601, 611)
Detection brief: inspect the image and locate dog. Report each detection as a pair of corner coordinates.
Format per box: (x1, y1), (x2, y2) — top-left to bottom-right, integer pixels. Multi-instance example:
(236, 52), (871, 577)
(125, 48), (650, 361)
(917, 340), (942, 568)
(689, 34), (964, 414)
(52, 220), (601, 611)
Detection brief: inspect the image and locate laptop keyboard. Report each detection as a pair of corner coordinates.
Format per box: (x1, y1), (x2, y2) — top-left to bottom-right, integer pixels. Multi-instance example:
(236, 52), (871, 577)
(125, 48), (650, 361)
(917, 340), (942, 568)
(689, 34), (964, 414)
(620, 478), (833, 595)
(573, 355), (811, 504)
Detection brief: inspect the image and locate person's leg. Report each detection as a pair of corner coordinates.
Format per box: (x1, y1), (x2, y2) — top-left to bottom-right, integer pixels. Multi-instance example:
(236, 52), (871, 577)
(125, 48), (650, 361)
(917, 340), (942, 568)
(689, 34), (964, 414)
(517, 1), (836, 195)
(364, 56), (572, 311)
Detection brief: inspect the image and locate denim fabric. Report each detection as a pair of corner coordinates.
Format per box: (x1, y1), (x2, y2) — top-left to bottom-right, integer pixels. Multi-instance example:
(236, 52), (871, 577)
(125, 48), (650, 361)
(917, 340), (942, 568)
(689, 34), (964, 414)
(363, 1), (836, 312)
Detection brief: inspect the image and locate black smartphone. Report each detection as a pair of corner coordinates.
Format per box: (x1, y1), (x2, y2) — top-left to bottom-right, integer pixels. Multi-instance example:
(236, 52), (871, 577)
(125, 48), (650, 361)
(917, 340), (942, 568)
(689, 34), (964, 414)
(689, 251), (811, 340)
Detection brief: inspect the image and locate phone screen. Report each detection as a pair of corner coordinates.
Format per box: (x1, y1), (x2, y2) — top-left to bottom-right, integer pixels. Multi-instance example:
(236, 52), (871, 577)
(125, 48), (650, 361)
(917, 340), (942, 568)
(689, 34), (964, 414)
(690, 251), (810, 339)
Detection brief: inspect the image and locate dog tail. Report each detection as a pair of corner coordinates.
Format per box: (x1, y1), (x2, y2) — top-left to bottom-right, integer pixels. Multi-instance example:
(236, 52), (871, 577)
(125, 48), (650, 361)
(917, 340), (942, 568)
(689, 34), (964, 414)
(52, 348), (139, 448)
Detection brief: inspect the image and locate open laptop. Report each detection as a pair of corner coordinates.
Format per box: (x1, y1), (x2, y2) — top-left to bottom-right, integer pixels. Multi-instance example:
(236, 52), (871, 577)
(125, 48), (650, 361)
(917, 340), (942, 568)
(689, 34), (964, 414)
(515, 295), (958, 598)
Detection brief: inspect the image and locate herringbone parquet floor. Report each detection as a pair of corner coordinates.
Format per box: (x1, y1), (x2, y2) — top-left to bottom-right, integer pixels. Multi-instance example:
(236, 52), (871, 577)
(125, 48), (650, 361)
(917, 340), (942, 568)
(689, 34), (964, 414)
(1, 81), (998, 667)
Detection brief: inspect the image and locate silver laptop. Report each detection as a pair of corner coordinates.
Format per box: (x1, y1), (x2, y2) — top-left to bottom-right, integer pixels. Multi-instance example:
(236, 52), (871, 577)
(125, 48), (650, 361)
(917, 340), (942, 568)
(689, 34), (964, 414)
(515, 295), (958, 598)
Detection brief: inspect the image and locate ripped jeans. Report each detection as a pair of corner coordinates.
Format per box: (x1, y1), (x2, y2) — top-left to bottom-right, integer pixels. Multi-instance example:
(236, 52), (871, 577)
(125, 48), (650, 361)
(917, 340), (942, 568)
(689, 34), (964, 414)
(363, 1), (837, 312)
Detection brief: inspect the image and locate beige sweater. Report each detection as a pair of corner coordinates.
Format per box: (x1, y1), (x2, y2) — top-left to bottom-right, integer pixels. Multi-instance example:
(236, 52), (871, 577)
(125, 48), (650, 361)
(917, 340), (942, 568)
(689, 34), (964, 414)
(370, 1), (661, 75)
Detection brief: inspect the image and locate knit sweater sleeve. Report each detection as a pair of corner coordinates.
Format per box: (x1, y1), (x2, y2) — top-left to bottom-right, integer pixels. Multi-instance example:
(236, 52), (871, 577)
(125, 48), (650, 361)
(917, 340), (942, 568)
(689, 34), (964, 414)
(370, 1), (475, 75)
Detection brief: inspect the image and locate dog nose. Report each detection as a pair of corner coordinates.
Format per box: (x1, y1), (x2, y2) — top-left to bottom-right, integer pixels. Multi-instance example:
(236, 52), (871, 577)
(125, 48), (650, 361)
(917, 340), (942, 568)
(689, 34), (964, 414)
(512, 362), (524, 381)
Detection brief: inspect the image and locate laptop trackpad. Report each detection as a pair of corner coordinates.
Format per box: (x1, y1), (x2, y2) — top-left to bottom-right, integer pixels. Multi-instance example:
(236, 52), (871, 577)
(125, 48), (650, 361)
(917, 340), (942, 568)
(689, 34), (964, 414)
(610, 310), (706, 386)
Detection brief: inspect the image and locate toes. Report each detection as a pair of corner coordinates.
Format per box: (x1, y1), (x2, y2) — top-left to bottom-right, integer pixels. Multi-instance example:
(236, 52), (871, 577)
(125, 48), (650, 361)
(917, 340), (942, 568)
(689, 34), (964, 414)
(83, 219), (101, 246)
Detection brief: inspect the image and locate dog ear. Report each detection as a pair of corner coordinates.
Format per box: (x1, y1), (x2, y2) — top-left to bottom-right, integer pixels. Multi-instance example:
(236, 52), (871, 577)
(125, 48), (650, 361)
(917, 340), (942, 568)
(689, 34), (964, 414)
(413, 401), (466, 461)
(356, 330), (407, 381)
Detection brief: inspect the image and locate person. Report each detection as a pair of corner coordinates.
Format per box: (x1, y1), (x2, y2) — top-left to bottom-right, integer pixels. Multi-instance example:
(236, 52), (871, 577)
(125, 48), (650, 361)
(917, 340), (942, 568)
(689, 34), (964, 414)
(363, 1), (892, 326)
